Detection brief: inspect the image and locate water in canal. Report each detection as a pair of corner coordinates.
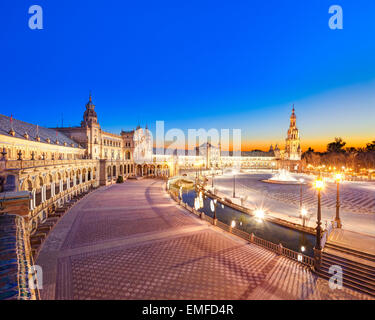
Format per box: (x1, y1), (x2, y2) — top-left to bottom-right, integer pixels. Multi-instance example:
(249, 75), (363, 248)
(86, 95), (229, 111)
(177, 188), (315, 257)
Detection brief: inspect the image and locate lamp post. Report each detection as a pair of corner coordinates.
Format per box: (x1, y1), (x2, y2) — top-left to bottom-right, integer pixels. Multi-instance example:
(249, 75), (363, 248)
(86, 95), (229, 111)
(300, 208), (308, 227)
(210, 199), (218, 225)
(313, 177), (324, 270)
(233, 174), (236, 198)
(299, 178), (304, 208)
(335, 173), (343, 228)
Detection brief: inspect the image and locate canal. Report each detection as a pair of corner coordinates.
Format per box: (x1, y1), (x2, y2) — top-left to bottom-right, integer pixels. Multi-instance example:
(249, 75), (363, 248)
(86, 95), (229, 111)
(176, 187), (315, 257)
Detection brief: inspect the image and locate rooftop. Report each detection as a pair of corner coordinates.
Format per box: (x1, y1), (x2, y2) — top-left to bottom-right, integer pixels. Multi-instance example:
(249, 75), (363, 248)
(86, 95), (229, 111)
(0, 114), (80, 148)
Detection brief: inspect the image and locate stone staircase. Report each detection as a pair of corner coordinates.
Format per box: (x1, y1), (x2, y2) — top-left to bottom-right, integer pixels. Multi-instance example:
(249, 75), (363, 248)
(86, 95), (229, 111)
(318, 242), (375, 297)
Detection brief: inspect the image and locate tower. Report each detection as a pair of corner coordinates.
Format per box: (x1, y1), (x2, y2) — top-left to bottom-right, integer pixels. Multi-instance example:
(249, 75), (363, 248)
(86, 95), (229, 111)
(285, 105), (301, 160)
(81, 93), (101, 160)
(81, 93), (98, 127)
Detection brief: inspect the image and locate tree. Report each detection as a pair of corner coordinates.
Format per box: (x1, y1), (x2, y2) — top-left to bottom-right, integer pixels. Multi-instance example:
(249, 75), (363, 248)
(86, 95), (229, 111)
(366, 141), (375, 152)
(327, 137), (346, 153)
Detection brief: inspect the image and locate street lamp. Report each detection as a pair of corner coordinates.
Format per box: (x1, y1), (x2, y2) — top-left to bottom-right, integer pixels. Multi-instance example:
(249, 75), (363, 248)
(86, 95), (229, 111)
(233, 174), (236, 198)
(313, 177), (324, 251)
(300, 207), (308, 227)
(299, 178), (304, 208)
(210, 198), (218, 223)
(334, 173), (343, 228)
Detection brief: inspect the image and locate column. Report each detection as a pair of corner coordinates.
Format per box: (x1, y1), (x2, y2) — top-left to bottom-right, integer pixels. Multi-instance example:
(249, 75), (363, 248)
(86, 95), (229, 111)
(32, 190), (36, 209)
(42, 185), (46, 203)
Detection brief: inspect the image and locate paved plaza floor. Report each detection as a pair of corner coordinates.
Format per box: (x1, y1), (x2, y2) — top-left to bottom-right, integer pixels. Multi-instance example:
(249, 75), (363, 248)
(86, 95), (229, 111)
(212, 172), (375, 237)
(37, 179), (371, 300)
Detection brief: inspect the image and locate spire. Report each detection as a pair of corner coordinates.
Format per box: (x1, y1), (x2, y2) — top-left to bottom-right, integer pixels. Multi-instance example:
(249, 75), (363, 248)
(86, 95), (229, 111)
(290, 104), (296, 125)
(89, 91), (92, 102)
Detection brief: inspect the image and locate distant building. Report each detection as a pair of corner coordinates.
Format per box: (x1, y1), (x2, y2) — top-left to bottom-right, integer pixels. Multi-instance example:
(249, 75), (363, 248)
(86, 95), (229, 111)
(285, 106), (301, 161)
(274, 106), (301, 161)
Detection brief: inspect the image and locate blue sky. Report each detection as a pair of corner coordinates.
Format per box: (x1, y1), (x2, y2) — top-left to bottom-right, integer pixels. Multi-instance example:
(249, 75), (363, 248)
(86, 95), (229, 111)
(1, 0), (375, 150)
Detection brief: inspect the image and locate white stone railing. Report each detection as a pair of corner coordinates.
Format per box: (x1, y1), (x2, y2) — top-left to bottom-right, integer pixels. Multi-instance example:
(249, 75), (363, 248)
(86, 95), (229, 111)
(4, 159), (97, 170)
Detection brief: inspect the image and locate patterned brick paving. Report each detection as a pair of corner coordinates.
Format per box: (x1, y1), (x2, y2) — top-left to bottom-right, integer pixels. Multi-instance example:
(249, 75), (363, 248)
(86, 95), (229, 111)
(216, 174), (375, 214)
(37, 180), (372, 300)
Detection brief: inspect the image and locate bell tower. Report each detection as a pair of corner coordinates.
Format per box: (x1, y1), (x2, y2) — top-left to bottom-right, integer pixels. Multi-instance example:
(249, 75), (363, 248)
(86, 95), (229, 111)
(80, 93), (101, 160)
(285, 105), (301, 160)
(81, 93), (98, 127)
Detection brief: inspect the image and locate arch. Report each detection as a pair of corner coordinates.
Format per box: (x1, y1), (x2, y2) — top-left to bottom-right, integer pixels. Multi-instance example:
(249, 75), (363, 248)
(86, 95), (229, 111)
(76, 168), (81, 185)
(125, 150), (131, 160)
(45, 174), (53, 200)
(136, 164), (142, 176)
(55, 172), (61, 195)
(69, 170), (75, 188)
(22, 179), (33, 192)
(35, 176), (44, 207)
(82, 168), (87, 182)
(156, 165), (162, 176)
(142, 164), (148, 176)
(107, 166), (112, 180)
(88, 168), (92, 181)
(151, 165), (154, 175)
(113, 165), (117, 177)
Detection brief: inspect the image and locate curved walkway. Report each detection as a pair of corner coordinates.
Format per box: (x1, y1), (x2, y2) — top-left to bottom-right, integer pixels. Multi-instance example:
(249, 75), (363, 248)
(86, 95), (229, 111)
(37, 180), (371, 299)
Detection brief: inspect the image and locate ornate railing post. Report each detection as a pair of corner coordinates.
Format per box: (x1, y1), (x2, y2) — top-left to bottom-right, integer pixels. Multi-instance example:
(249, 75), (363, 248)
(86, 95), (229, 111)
(250, 233), (254, 243)
(278, 243), (283, 255)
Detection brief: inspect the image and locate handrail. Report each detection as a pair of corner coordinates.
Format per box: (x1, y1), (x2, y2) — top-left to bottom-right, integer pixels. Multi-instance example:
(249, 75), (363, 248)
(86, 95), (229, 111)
(321, 220), (335, 249)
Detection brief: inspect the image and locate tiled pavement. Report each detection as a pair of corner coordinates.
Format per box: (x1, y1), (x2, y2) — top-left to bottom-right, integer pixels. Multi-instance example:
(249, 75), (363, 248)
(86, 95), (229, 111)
(229, 176), (375, 214)
(36, 180), (372, 300)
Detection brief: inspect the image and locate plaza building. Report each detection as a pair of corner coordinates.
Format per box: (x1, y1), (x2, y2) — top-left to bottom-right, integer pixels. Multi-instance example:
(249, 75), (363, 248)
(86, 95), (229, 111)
(0, 95), (173, 238)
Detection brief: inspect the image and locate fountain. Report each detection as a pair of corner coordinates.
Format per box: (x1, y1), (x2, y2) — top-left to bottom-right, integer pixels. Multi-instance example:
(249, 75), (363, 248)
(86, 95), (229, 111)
(262, 169), (303, 185)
